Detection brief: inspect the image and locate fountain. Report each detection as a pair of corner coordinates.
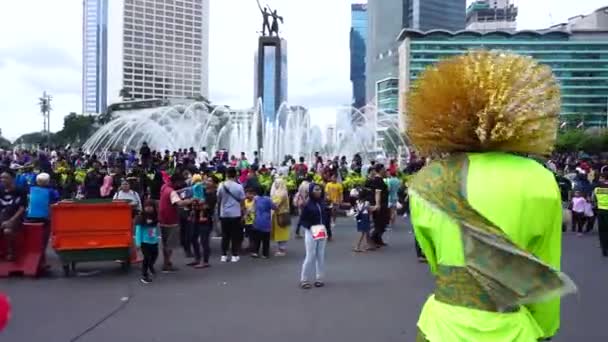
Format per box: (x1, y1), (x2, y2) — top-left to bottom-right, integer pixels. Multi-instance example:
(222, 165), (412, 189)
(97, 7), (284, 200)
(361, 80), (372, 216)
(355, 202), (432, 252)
(83, 100), (408, 163)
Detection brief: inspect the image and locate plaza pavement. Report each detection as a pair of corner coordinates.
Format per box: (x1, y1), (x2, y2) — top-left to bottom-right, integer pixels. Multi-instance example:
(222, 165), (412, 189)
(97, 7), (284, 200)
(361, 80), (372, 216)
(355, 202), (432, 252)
(2, 217), (607, 342)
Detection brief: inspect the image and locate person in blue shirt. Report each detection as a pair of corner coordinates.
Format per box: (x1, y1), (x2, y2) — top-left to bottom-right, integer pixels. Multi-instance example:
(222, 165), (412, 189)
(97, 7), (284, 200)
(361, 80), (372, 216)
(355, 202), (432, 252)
(26, 173), (59, 267)
(251, 193), (275, 258)
(27, 173), (60, 221)
(16, 165), (37, 192)
(135, 200), (161, 284)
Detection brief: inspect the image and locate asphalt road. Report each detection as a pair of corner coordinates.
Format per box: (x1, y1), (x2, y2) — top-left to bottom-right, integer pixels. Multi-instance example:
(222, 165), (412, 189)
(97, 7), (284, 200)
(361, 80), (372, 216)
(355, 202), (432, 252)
(2, 217), (607, 342)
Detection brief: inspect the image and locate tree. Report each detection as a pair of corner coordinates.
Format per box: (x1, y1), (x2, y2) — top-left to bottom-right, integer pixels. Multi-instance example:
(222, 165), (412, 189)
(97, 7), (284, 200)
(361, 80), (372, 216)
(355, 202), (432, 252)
(0, 136), (11, 149)
(55, 113), (95, 146)
(14, 132), (58, 147)
(187, 94), (211, 104)
(119, 87), (132, 101)
(556, 128), (608, 153)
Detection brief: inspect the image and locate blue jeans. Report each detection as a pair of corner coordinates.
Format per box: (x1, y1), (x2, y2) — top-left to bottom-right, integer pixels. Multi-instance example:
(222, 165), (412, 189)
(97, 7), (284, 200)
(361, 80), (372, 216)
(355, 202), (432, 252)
(300, 228), (327, 283)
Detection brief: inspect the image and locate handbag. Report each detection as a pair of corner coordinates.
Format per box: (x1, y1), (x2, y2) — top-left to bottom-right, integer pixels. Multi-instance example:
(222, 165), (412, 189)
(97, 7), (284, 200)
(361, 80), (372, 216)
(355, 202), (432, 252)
(311, 224), (327, 240)
(277, 212), (291, 226)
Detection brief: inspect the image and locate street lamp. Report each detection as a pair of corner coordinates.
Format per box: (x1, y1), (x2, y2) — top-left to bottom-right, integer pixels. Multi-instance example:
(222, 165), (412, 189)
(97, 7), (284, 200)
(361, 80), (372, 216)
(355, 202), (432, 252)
(38, 91), (52, 147)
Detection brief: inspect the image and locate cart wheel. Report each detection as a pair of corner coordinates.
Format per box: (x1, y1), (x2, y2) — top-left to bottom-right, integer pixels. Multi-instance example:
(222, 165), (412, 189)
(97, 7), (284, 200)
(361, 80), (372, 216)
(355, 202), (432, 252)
(62, 264), (71, 277)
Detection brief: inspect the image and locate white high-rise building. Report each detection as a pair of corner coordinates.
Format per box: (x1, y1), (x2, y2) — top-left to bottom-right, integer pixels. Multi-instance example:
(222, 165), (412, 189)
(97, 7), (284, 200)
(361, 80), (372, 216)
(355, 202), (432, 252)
(83, 0), (109, 114)
(466, 0), (518, 32)
(122, 0), (209, 100)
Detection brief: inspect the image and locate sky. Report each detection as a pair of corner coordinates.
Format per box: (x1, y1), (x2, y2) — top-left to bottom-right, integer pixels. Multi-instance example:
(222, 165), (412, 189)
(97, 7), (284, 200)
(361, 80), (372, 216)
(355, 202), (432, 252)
(0, 0), (606, 140)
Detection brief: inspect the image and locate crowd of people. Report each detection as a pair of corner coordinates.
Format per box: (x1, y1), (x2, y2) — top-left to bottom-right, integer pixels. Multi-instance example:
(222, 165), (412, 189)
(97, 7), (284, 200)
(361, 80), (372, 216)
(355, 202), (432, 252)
(550, 153), (608, 256)
(0, 144), (418, 288)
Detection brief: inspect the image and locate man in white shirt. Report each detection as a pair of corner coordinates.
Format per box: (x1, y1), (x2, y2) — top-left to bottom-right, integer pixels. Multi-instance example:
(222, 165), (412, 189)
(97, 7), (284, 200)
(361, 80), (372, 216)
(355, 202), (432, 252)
(197, 147), (209, 166)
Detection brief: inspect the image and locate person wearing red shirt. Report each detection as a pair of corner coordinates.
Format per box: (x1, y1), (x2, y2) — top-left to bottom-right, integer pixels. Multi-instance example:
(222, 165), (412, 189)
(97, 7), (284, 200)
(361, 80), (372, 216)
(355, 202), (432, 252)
(158, 174), (192, 272)
(388, 159), (398, 176)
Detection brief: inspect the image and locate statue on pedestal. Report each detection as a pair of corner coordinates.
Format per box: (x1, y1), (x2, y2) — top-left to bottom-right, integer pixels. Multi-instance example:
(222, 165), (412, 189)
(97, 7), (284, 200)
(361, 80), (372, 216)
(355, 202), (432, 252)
(257, 0), (283, 37)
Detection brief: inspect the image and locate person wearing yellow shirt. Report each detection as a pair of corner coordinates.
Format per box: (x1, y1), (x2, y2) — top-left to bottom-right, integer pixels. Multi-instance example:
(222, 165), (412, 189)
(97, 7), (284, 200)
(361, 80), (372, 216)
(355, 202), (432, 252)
(243, 188), (256, 252)
(325, 174), (343, 228)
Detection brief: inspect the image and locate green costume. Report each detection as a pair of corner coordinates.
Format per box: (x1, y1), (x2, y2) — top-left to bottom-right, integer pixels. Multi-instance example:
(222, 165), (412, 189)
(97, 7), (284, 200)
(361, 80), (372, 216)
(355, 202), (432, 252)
(405, 51), (576, 342)
(411, 153), (569, 341)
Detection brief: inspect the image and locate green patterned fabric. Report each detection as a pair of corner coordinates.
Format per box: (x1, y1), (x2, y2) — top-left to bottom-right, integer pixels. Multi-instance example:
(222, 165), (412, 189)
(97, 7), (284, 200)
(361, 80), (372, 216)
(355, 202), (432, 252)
(435, 265), (518, 312)
(409, 154), (576, 311)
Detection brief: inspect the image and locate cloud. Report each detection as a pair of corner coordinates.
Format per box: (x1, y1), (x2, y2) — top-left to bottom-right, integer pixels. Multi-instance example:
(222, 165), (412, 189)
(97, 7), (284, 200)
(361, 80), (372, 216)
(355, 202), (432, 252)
(0, 0), (606, 140)
(0, 43), (79, 71)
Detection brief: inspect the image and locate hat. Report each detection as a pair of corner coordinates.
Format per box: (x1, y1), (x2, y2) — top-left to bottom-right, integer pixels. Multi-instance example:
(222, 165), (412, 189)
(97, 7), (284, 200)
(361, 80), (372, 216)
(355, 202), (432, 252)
(192, 174), (203, 183)
(36, 173), (50, 185)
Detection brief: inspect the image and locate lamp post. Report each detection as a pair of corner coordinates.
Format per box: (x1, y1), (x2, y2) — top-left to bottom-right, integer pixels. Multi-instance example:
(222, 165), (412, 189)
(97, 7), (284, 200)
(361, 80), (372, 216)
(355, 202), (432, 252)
(39, 91), (52, 148)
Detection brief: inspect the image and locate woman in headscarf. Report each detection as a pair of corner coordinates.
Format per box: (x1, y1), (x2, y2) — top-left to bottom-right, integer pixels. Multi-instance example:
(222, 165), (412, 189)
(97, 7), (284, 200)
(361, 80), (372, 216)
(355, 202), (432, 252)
(270, 177), (290, 256)
(299, 182), (328, 289)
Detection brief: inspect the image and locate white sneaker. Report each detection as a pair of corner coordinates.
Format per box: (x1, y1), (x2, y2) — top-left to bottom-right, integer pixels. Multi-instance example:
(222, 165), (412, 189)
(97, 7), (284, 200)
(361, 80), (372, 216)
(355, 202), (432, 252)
(231, 256), (240, 263)
(220, 255), (228, 262)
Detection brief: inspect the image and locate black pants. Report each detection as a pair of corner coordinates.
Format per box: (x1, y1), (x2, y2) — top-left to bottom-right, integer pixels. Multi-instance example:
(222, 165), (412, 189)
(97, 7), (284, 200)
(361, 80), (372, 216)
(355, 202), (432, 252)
(371, 208), (389, 245)
(190, 222), (212, 263)
(251, 230), (270, 257)
(141, 243), (159, 277)
(597, 209), (608, 256)
(180, 209), (191, 254)
(221, 217), (243, 256)
(572, 211), (586, 233)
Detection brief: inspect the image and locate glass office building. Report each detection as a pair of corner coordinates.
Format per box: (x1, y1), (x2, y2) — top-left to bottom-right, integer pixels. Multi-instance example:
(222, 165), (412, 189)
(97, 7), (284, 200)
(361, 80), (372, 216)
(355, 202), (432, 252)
(82, 0), (109, 114)
(398, 29), (608, 127)
(376, 77), (399, 113)
(367, 0), (466, 104)
(350, 4), (367, 109)
(403, 0), (466, 31)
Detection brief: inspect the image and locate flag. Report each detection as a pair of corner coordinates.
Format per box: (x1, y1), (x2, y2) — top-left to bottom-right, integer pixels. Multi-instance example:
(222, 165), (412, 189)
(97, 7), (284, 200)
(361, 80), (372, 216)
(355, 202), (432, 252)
(577, 121), (584, 129)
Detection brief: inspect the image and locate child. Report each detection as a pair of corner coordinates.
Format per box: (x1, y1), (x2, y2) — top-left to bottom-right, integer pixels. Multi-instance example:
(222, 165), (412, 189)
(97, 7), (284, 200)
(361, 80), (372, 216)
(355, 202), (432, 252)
(243, 188), (256, 252)
(352, 189), (373, 252)
(191, 174), (206, 201)
(187, 198), (212, 268)
(251, 194), (274, 258)
(570, 190), (587, 236)
(324, 174), (343, 228)
(135, 200), (161, 283)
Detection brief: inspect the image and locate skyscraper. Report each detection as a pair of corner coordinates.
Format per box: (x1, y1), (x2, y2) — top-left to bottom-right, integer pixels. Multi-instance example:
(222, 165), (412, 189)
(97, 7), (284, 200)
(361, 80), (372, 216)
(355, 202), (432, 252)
(366, 0), (465, 103)
(122, 0), (209, 100)
(83, 0), (109, 114)
(466, 0), (518, 32)
(350, 4), (367, 109)
(403, 0), (466, 31)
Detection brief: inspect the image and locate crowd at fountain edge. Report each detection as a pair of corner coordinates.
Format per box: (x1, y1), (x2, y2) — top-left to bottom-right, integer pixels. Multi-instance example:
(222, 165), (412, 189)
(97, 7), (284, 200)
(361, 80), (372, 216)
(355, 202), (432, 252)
(0, 144), (607, 278)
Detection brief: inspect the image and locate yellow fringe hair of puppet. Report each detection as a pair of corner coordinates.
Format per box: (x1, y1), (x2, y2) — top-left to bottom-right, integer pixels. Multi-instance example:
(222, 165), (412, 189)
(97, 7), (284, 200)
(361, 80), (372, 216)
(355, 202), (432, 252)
(405, 50), (561, 157)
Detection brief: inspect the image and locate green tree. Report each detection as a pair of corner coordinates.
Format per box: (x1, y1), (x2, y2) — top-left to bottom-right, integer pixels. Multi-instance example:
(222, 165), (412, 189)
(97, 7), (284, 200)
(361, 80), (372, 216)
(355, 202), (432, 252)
(14, 132), (58, 147)
(555, 129), (586, 152)
(0, 136), (11, 149)
(55, 113), (95, 146)
(119, 87), (132, 101)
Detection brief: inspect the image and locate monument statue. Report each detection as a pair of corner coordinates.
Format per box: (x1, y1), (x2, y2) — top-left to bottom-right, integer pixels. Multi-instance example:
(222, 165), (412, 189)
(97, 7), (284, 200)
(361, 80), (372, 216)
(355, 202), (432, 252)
(257, 0), (283, 37)
(270, 9), (283, 36)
